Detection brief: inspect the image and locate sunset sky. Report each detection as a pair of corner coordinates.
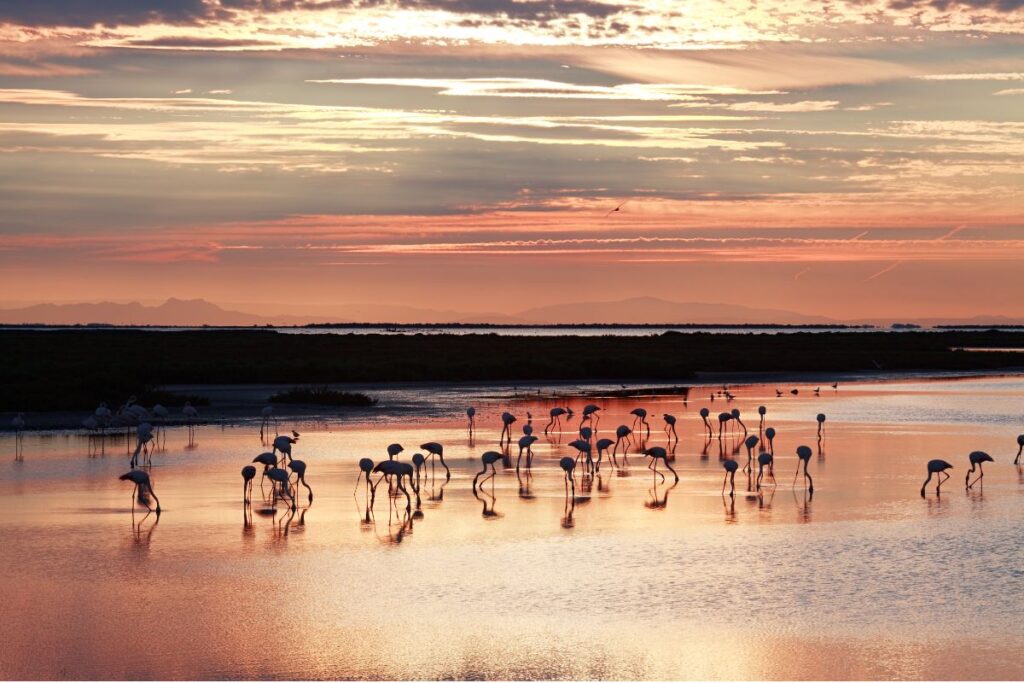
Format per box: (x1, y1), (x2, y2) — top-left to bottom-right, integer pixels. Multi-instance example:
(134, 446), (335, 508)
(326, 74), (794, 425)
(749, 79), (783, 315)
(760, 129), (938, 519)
(0, 0), (1021, 321)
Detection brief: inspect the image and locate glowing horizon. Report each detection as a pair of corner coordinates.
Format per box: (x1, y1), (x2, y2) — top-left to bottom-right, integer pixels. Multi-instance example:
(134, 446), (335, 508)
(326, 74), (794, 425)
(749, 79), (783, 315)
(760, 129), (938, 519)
(0, 0), (1021, 320)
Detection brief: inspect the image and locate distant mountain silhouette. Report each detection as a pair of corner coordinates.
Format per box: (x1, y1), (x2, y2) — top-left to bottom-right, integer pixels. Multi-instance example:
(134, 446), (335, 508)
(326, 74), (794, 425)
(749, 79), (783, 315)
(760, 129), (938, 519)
(1, 296), (1020, 327)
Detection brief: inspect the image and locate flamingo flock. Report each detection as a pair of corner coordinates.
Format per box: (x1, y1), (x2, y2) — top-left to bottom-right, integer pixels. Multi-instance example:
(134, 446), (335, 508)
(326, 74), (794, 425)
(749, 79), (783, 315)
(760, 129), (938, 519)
(6, 385), (1024, 527)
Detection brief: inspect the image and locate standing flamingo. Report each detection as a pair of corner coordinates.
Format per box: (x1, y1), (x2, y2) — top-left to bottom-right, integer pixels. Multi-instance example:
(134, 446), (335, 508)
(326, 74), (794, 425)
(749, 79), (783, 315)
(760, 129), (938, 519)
(241, 465), (256, 503)
(466, 407), (476, 430)
(921, 459), (954, 497)
(560, 456), (576, 498)
(419, 442), (451, 480)
(756, 451), (776, 489)
(663, 414), (678, 441)
(794, 445), (814, 492)
(816, 413), (827, 437)
(545, 407), (566, 434)
(699, 407), (713, 437)
(731, 409), (747, 437)
(273, 434), (297, 464)
(965, 451), (993, 489)
(120, 470), (160, 513)
(288, 460), (314, 503)
(182, 401), (198, 438)
(517, 434), (538, 471)
(717, 412), (733, 438)
(130, 423), (155, 468)
(260, 405), (277, 439)
(644, 446), (678, 483)
(500, 412), (517, 444)
(473, 451), (504, 491)
(722, 459), (739, 496)
(630, 408), (650, 438)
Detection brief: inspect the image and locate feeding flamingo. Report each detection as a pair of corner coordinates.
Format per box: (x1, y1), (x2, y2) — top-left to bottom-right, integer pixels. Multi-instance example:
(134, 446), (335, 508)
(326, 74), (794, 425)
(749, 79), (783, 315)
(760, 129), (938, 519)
(241, 465), (256, 504)
(717, 412), (733, 438)
(921, 459), (954, 497)
(473, 451), (504, 491)
(466, 407), (476, 430)
(288, 459), (314, 503)
(765, 427), (776, 454)
(581, 404), (601, 432)
(500, 412), (517, 444)
(965, 451), (993, 489)
(731, 409), (747, 437)
(699, 408), (713, 437)
(545, 407), (567, 434)
(630, 408), (650, 438)
(758, 406), (766, 431)
(354, 458), (374, 497)
(613, 425), (632, 459)
(272, 434), (297, 464)
(794, 445), (814, 492)
(595, 437), (614, 470)
(120, 470), (160, 513)
(816, 413), (827, 437)
(756, 451), (776, 489)
(663, 414), (678, 441)
(1014, 434), (1024, 465)
(560, 456), (576, 498)
(419, 442), (451, 480)
(643, 446), (678, 483)
(722, 459), (739, 496)
(517, 434), (538, 471)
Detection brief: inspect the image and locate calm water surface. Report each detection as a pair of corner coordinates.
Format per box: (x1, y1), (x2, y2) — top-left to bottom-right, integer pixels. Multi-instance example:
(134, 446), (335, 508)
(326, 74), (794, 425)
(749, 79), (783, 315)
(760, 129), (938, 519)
(2, 376), (1023, 680)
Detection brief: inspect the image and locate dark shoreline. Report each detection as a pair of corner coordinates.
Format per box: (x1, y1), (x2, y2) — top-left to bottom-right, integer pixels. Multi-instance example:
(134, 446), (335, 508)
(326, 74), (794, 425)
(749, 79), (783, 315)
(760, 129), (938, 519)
(3, 328), (1024, 412)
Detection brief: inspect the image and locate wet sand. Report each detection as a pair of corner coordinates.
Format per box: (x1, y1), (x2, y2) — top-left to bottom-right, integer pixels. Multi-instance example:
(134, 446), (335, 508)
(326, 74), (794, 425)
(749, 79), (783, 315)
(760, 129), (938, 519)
(1, 375), (1023, 680)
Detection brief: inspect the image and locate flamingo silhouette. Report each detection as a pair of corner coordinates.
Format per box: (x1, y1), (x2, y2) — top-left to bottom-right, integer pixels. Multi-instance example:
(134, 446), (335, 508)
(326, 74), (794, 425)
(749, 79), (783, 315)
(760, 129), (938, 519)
(466, 406), (476, 430)
(267, 467), (296, 510)
(272, 434), (297, 465)
(663, 414), (678, 441)
(182, 401), (198, 440)
(794, 445), (813, 492)
(354, 457), (374, 497)
(921, 459), (953, 497)
(129, 422), (155, 468)
(260, 405), (277, 439)
(473, 451), (504, 491)
(722, 459), (739, 496)
(613, 425), (632, 460)
(757, 406), (766, 432)
(742, 435), (759, 473)
(581, 404), (601, 432)
(1014, 434), (1024, 465)
(630, 408), (650, 438)
(717, 412), (732, 438)
(731, 409), (747, 437)
(500, 412), (517, 444)
(241, 465), (256, 504)
(252, 452), (277, 489)
(816, 413), (827, 437)
(965, 451), (993, 489)
(419, 442), (451, 480)
(288, 459), (314, 503)
(644, 446), (678, 483)
(699, 408), (713, 437)
(545, 407), (566, 434)
(756, 451), (776, 489)
(517, 434), (538, 471)
(120, 470), (160, 513)
(764, 427), (776, 454)
(595, 437), (614, 470)
(568, 439), (593, 475)
(560, 456), (576, 498)
(371, 460), (412, 514)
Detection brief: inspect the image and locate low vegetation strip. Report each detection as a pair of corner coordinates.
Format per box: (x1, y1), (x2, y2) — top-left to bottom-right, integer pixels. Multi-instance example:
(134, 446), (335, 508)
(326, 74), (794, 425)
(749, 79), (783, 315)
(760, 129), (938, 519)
(1, 329), (1022, 411)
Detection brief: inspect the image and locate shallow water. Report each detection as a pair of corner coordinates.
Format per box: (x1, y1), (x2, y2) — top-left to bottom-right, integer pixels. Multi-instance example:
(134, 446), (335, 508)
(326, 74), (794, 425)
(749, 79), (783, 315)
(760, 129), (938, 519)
(1, 376), (1023, 680)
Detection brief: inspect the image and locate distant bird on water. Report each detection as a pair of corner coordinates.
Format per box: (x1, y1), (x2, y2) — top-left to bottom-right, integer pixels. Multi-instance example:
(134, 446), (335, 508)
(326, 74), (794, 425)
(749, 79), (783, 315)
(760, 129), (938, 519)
(965, 451), (993, 489)
(921, 459), (953, 497)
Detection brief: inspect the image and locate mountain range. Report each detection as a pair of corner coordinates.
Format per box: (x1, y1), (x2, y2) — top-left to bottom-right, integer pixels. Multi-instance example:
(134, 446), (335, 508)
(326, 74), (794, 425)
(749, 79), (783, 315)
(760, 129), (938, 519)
(0, 297), (1021, 327)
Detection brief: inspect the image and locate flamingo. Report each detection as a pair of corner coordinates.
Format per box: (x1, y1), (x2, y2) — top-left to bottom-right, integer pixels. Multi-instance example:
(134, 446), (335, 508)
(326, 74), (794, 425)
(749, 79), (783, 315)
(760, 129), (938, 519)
(644, 446), (678, 483)
(613, 425), (632, 459)
(419, 442), (451, 480)
(466, 407), (476, 430)
(252, 452), (278, 488)
(267, 466), (296, 510)
(921, 459), (954, 497)
(965, 451), (993, 489)
(241, 465), (256, 503)
(595, 438), (614, 470)
(386, 443), (403, 459)
(765, 427), (776, 454)
(699, 407), (713, 437)
(260, 405), (277, 439)
(12, 412), (25, 458)
(579, 426), (593, 443)
(182, 401), (198, 436)
(473, 451), (504, 491)
(663, 414), (678, 441)
(130, 422), (155, 468)
(722, 459), (739, 496)
(756, 451), (776, 489)
(758, 406), (766, 431)
(816, 413), (826, 437)
(523, 422), (534, 436)
(731, 409), (747, 437)
(372, 460), (414, 512)
(272, 434), (297, 464)
(354, 458), (374, 497)
(517, 435), (538, 471)
(1015, 434), (1024, 465)
(630, 408), (650, 438)
(581, 404), (601, 432)
(119, 470), (160, 513)
(500, 412), (517, 444)
(287, 460), (314, 503)
(411, 453), (425, 495)
(568, 439), (593, 474)
(560, 456), (576, 497)
(794, 445), (813, 492)
(717, 412), (732, 438)
(545, 407), (566, 434)
(740, 434), (758, 472)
